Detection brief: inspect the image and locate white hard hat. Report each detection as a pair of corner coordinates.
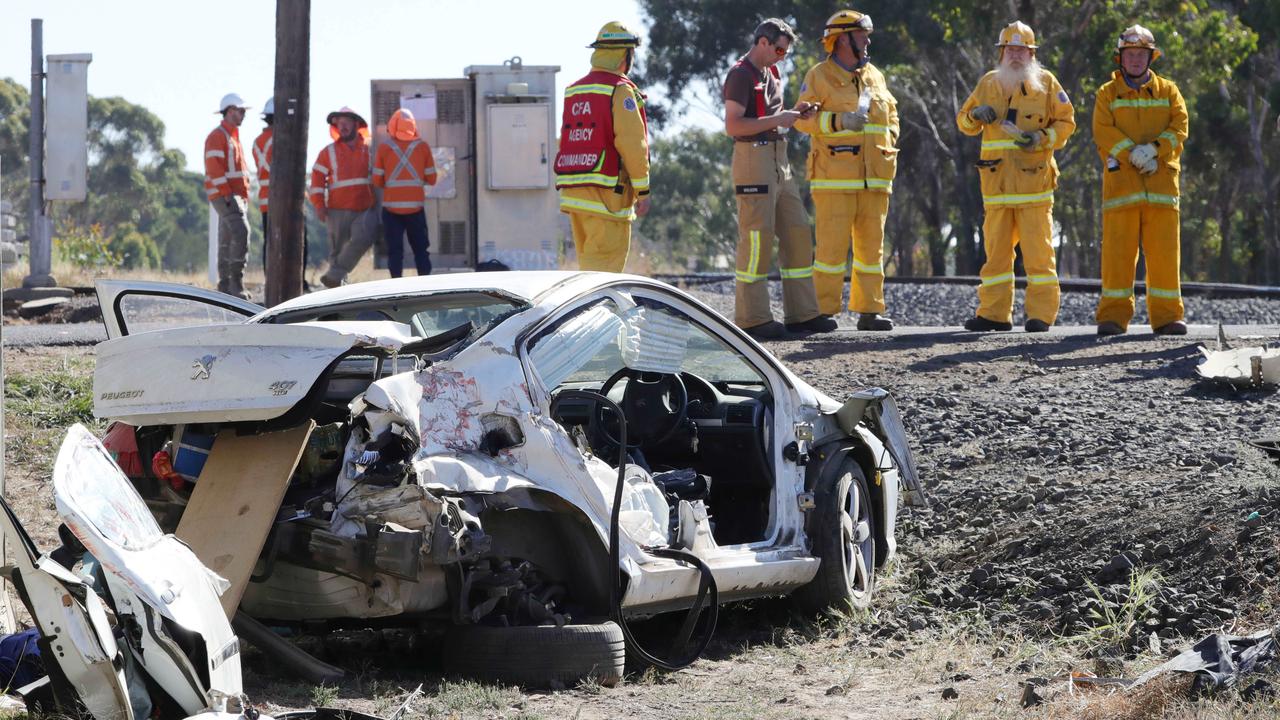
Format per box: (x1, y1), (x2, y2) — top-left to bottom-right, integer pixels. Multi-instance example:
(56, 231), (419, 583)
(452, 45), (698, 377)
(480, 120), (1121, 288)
(217, 93), (248, 113)
(262, 98), (275, 117)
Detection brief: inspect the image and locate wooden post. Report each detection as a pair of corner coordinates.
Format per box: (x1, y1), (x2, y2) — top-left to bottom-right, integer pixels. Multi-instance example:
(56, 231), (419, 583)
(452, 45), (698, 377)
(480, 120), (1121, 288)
(266, 0), (310, 305)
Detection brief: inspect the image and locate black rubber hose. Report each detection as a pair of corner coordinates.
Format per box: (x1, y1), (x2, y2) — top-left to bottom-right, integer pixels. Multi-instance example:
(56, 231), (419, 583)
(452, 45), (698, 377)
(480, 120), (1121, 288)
(550, 390), (718, 671)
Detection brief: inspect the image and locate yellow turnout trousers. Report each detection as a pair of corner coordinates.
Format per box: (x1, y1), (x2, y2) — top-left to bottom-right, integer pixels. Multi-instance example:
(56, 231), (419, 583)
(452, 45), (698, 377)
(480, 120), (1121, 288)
(978, 204), (1059, 325)
(1096, 205), (1183, 330)
(732, 141), (820, 328)
(813, 192), (890, 315)
(569, 212), (632, 272)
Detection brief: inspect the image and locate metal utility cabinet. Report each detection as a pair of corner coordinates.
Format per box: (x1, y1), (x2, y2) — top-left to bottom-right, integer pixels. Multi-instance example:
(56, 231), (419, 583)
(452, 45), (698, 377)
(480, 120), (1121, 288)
(371, 59), (561, 271)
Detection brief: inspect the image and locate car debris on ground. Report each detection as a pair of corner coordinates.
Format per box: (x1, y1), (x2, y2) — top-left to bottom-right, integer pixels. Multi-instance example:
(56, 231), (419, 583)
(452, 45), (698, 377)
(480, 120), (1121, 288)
(1196, 325), (1280, 388)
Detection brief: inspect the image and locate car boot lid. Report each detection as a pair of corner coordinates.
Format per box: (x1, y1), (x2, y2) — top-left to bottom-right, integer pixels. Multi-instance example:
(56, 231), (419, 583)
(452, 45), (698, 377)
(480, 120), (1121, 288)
(94, 321), (419, 424)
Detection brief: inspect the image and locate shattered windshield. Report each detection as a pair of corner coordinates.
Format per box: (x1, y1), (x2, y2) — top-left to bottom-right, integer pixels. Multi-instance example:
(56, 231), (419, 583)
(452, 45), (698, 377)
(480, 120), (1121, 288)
(260, 291), (527, 340)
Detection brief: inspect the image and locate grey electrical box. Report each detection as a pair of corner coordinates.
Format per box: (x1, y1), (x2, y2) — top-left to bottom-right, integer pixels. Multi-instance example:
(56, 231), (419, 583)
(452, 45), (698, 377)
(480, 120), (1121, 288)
(486, 104), (551, 189)
(373, 61), (562, 272)
(45, 53), (92, 201)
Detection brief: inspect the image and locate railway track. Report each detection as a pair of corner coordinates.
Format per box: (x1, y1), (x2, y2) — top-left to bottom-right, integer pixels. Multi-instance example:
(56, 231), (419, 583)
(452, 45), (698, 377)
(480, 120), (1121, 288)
(652, 273), (1280, 299)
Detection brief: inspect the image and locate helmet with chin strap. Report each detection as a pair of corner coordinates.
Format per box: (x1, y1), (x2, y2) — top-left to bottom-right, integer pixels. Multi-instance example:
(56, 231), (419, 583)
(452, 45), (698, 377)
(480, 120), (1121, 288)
(822, 10), (873, 55)
(1114, 24), (1161, 65)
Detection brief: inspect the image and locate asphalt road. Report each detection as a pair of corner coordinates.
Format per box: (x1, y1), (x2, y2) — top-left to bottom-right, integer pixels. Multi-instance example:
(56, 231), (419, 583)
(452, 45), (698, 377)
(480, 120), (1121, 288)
(3, 322), (106, 347)
(3, 321), (1277, 349)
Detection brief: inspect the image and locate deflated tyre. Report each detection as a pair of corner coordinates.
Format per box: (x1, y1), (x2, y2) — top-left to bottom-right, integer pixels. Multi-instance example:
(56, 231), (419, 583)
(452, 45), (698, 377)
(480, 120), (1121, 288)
(441, 621), (625, 687)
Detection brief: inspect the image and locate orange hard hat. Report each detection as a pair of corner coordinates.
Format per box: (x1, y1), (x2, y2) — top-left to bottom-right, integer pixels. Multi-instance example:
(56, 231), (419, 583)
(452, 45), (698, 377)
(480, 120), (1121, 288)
(388, 109), (418, 142)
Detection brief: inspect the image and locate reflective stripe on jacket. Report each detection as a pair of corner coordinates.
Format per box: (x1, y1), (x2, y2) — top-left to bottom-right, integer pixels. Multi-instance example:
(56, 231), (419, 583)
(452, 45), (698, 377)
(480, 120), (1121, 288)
(204, 120), (250, 200)
(1093, 70), (1187, 212)
(957, 69), (1076, 208)
(309, 138), (373, 211)
(795, 59), (900, 194)
(373, 137), (437, 214)
(252, 128), (273, 212)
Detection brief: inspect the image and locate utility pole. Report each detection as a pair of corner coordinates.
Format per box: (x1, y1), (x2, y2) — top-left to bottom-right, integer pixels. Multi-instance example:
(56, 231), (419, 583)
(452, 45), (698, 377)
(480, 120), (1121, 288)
(25, 18), (55, 290)
(266, 0), (310, 305)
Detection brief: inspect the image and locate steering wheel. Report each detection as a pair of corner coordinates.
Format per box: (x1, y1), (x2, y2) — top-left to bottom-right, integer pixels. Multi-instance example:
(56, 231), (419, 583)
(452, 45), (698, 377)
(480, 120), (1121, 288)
(596, 367), (688, 449)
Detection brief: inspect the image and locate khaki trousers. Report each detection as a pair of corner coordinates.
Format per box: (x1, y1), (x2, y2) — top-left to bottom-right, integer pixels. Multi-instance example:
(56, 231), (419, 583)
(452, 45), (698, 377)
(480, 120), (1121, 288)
(977, 203), (1059, 325)
(812, 191), (890, 315)
(732, 141), (820, 328)
(324, 207), (377, 282)
(570, 212), (632, 272)
(1096, 205), (1183, 330)
(212, 194), (249, 294)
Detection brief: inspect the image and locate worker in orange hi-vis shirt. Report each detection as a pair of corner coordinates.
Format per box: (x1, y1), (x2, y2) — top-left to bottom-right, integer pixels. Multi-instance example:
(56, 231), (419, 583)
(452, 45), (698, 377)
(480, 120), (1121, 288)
(373, 109), (437, 277)
(252, 98), (274, 270)
(204, 92), (252, 299)
(310, 106), (375, 287)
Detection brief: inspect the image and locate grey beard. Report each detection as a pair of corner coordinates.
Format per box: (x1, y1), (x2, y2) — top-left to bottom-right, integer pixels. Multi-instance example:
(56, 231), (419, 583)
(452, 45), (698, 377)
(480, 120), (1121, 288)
(995, 59), (1045, 94)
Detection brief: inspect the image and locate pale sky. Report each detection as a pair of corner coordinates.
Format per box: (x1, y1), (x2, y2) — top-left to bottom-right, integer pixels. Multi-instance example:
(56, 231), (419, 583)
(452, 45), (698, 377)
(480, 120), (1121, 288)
(1, 0), (720, 175)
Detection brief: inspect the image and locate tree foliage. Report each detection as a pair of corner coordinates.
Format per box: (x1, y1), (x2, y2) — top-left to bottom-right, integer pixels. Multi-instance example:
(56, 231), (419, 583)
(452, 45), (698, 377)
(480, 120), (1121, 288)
(637, 0), (1279, 284)
(0, 78), (212, 272)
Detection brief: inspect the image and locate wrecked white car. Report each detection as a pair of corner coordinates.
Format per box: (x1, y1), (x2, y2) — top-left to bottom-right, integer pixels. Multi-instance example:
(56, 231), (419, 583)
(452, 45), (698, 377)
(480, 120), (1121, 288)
(91, 272), (923, 685)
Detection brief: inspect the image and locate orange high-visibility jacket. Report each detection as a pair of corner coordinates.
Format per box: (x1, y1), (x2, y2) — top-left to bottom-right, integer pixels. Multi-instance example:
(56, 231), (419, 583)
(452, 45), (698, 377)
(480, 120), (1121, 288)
(309, 138), (374, 212)
(372, 138), (437, 214)
(203, 120), (250, 201)
(252, 128), (273, 212)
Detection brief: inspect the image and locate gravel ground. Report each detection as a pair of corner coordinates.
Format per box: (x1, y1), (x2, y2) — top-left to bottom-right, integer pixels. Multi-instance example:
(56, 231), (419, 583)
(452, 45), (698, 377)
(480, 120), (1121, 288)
(761, 323), (1280, 668)
(683, 280), (1280, 327)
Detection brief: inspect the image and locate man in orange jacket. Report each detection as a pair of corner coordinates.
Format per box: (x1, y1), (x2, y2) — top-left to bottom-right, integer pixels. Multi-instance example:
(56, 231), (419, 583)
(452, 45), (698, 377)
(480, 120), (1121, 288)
(204, 93), (252, 299)
(373, 109), (437, 277)
(252, 98), (274, 270)
(310, 106), (375, 287)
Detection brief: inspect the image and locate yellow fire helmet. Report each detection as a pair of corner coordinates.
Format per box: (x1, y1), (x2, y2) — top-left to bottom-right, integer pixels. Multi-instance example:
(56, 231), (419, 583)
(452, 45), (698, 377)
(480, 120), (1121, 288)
(995, 21), (1038, 53)
(822, 10), (873, 54)
(1114, 24), (1162, 64)
(589, 21), (641, 49)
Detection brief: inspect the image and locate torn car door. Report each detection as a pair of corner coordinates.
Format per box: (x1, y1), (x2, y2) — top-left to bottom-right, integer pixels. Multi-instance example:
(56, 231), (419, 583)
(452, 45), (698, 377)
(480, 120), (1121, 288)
(95, 279), (265, 339)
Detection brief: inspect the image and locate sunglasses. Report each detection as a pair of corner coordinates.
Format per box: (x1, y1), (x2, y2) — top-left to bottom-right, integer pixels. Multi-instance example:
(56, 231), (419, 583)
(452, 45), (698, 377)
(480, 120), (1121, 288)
(772, 41), (790, 57)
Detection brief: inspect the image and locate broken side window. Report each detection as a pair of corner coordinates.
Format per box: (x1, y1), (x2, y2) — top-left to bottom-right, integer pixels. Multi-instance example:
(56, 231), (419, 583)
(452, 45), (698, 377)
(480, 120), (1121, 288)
(528, 301), (624, 389)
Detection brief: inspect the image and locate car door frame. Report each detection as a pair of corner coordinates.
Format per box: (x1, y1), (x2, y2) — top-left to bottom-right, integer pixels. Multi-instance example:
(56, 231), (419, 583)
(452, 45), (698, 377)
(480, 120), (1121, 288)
(95, 279), (265, 339)
(517, 281), (809, 552)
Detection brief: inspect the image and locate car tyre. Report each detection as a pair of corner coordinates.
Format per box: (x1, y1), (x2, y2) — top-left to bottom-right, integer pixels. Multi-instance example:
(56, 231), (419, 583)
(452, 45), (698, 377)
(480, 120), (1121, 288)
(794, 461), (876, 613)
(441, 620), (625, 688)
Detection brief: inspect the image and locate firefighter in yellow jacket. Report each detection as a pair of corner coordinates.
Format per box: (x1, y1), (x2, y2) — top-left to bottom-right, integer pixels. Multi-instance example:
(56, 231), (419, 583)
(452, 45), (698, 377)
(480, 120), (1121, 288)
(554, 22), (650, 273)
(795, 9), (898, 331)
(1093, 25), (1189, 336)
(957, 21), (1076, 332)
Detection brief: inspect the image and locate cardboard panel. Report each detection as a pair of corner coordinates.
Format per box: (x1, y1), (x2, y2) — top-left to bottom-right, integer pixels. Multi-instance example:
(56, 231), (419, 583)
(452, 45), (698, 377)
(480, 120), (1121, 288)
(176, 422), (314, 617)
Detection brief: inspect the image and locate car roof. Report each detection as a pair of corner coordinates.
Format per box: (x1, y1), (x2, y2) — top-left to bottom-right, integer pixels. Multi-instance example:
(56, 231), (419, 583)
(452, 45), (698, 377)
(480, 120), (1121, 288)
(258, 270), (633, 317)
